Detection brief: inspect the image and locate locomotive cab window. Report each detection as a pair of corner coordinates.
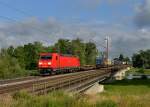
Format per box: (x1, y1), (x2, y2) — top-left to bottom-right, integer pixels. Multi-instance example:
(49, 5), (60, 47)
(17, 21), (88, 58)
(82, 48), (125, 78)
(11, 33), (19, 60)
(40, 55), (52, 60)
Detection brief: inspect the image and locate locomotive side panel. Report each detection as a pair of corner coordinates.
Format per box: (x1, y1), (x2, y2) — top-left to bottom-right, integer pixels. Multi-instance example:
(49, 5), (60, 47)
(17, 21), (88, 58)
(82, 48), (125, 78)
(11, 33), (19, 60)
(59, 55), (80, 69)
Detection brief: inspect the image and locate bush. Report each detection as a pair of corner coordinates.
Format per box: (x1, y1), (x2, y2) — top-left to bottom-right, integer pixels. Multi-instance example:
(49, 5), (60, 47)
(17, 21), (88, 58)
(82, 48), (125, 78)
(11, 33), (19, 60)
(137, 68), (144, 74)
(28, 70), (39, 76)
(0, 54), (28, 79)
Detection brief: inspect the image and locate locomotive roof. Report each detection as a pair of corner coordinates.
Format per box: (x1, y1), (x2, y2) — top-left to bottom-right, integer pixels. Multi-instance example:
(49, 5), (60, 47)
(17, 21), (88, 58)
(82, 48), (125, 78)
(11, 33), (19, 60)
(40, 53), (78, 57)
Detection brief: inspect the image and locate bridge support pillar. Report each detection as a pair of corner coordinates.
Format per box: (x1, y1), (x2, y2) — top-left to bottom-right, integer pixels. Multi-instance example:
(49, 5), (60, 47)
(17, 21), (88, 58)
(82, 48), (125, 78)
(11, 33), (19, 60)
(113, 67), (131, 80)
(84, 83), (104, 95)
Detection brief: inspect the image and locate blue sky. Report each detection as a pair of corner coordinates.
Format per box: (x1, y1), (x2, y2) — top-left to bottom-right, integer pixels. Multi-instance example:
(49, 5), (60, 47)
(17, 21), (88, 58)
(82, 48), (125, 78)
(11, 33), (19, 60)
(0, 0), (141, 24)
(0, 0), (149, 57)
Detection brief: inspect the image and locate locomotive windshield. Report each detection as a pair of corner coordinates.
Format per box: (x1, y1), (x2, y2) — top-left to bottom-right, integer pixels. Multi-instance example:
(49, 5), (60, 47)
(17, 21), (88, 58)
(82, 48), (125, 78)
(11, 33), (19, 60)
(40, 55), (52, 60)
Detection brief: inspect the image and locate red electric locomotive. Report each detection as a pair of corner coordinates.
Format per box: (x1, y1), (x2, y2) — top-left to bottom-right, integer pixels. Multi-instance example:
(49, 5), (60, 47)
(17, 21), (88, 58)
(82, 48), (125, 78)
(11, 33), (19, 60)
(38, 53), (80, 75)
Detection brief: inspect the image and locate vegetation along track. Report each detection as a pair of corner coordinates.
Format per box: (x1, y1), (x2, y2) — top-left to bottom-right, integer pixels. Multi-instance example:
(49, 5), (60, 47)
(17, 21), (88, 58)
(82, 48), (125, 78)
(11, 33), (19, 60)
(0, 65), (129, 94)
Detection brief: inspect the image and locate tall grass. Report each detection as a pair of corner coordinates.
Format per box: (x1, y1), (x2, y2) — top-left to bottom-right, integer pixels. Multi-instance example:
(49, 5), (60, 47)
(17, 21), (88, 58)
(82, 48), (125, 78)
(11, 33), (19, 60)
(0, 91), (91, 107)
(0, 79), (150, 107)
(100, 79), (150, 107)
(0, 90), (119, 107)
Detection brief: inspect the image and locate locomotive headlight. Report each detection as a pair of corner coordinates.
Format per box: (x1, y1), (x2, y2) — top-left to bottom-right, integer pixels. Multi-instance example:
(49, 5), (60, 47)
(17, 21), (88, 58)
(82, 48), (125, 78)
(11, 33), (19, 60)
(48, 62), (51, 65)
(39, 62), (43, 65)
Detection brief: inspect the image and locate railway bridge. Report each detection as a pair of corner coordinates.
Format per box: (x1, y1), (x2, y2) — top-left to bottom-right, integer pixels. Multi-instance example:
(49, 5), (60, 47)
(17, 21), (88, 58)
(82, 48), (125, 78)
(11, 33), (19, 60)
(0, 65), (130, 95)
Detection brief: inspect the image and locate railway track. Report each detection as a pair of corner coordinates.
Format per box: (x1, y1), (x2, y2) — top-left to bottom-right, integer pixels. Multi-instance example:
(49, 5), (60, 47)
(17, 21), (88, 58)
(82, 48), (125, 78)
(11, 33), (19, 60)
(0, 70), (106, 94)
(32, 70), (111, 94)
(0, 65), (129, 94)
(0, 76), (38, 85)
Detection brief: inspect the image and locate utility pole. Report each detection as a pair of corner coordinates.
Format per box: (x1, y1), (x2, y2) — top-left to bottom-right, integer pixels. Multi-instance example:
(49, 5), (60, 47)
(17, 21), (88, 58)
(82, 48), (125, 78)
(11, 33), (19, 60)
(90, 36), (110, 66)
(105, 37), (109, 65)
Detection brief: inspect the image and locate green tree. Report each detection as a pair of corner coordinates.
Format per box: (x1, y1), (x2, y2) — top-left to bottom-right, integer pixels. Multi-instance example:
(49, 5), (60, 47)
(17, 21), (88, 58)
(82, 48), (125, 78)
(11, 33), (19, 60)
(54, 39), (72, 54)
(119, 54), (124, 61)
(85, 42), (97, 65)
(14, 42), (45, 70)
(14, 46), (26, 68)
(7, 46), (15, 57)
(132, 49), (150, 68)
(124, 57), (130, 62)
(71, 38), (86, 65)
(23, 42), (45, 70)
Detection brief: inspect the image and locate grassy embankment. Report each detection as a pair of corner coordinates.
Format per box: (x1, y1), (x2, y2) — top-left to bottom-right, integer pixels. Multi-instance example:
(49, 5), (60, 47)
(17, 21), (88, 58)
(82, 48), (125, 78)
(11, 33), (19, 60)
(99, 79), (150, 107)
(1, 69), (150, 107)
(127, 68), (150, 74)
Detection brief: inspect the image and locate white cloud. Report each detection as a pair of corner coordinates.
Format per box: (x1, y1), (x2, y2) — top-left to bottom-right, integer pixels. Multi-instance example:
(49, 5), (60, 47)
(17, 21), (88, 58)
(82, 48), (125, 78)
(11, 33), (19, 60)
(0, 17), (150, 58)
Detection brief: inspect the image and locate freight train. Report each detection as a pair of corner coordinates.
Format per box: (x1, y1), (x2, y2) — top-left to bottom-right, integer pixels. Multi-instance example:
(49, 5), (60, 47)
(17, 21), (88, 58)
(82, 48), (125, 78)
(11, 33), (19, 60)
(38, 52), (112, 75)
(38, 53), (80, 75)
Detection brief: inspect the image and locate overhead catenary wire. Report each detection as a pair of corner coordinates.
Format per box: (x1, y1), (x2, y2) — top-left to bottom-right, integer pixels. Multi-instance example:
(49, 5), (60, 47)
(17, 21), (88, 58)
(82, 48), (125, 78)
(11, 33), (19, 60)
(90, 39), (106, 48)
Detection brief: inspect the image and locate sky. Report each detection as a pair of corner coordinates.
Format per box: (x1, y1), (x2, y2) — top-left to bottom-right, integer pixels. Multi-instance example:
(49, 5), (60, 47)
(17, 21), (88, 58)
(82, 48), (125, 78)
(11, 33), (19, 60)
(0, 0), (150, 58)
